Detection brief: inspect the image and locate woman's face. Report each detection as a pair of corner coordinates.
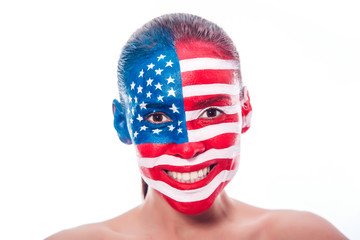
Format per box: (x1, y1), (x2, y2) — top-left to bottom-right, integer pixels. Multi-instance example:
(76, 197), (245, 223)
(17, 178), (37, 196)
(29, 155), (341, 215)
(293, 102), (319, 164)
(124, 41), (242, 215)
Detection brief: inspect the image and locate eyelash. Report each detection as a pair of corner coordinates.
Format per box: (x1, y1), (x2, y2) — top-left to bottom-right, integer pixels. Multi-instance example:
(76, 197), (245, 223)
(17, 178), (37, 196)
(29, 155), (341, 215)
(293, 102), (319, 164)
(198, 107), (224, 119)
(145, 112), (172, 124)
(144, 107), (224, 125)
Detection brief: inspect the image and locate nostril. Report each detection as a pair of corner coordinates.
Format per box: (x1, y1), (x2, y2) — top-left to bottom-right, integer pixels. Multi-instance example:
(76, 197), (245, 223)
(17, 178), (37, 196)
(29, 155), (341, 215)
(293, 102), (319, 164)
(192, 151), (202, 158)
(168, 142), (206, 159)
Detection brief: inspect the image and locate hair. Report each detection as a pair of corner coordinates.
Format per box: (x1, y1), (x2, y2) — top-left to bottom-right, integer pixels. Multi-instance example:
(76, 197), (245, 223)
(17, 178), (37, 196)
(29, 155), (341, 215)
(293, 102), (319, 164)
(117, 13), (242, 199)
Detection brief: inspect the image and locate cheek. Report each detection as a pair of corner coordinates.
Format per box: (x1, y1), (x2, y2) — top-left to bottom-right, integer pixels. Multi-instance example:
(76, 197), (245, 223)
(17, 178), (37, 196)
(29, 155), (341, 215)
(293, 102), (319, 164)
(187, 113), (239, 130)
(136, 143), (175, 158)
(201, 133), (240, 150)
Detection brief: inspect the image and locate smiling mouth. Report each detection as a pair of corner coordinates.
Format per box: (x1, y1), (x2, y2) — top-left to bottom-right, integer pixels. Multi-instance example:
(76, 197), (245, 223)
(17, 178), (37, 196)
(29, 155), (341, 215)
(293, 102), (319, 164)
(164, 164), (216, 183)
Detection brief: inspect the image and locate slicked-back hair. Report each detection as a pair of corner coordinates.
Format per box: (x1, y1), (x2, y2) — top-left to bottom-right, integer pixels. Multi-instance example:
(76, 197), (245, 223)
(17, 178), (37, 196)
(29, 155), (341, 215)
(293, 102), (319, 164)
(116, 13), (242, 199)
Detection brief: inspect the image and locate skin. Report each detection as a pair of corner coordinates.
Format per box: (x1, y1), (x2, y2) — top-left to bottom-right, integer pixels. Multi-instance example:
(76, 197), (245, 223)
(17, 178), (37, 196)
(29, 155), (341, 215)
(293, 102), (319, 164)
(46, 189), (347, 240)
(46, 42), (347, 240)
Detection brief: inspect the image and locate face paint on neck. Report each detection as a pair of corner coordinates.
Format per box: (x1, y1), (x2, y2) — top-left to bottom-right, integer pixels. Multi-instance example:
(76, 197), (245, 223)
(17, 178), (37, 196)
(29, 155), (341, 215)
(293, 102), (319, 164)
(125, 41), (242, 215)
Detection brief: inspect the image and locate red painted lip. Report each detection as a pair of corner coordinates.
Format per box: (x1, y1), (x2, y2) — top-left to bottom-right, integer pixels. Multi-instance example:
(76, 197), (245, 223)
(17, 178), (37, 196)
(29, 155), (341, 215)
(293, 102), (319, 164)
(159, 159), (219, 173)
(154, 158), (233, 190)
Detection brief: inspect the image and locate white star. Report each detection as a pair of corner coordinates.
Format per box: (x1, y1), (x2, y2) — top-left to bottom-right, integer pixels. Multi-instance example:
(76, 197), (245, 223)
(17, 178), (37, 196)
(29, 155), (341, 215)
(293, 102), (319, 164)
(152, 129), (162, 134)
(167, 88), (176, 97)
(165, 60), (173, 67)
(131, 108), (135, 115)
(146, 78), (153, 86)
(127, 108), (130, 114)
(137, 85), (143, 93)
(139, 69), (144, 78)
(146, 91), (152, 98)
(130, 118), (134, 124)
(154, 82), (162, 90)
(177, 128), (182, 134)
(157, 54), (166, 61)
(169, 104), (179, 113)
(157, 95), (164, 102)
(178, 120), (182, 126)
(139, 102), (147, 109)
(168, 125), (175, 131)
(155, 68), (163, 75)
(136, 114), (143, 122)
(147, 63), (155, 70)
(134, 96), (138, 103)
(134, 131), (139, 138)
(166, 76), (175, 84)
(140, 125), (148, 131)
(130, 82), (136, 90)
(128, 95), (132, 103)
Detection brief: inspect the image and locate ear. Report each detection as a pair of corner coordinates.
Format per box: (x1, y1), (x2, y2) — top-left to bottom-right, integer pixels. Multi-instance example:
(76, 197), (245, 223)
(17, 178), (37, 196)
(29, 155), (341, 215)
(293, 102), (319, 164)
(112, 99), (132, 144)
(241, 86), (252, 133)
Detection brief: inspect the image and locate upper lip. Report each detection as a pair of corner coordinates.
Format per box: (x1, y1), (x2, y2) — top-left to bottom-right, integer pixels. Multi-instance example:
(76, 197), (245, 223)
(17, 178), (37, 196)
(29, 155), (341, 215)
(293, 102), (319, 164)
(163, 163), (217, 174)
(160, 159), (219, 173)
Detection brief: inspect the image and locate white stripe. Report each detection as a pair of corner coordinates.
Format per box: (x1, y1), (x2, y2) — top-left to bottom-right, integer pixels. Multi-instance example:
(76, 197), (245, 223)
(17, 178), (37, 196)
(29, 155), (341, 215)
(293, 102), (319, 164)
(138, 145), (240, 168)
(179, 58), (239, 72)
(141, 169), (237, 202)
(182, 84), (240, 98)
(185, 104), (241, 121)
(240, 86), (249, 105)
(187, 122), (240, 142)
(242, 110), (252, 129)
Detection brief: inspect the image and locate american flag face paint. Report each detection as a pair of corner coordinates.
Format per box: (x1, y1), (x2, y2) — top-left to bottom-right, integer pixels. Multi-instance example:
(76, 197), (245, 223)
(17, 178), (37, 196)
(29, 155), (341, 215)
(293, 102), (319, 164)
(123, 41), (247, 215)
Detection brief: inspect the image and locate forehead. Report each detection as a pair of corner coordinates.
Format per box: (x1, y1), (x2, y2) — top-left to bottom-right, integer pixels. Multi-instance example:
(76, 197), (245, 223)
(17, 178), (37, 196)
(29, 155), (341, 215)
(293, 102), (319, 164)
(125, 41), (239, 100)
(175, 40), (235, 60)
(125, 47), (183, 107)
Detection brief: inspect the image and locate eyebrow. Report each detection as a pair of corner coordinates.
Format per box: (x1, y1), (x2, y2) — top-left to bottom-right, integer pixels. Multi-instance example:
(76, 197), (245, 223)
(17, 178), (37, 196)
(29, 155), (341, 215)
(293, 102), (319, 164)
(145, 103), (172, 109)
(192, 95), (232, 108)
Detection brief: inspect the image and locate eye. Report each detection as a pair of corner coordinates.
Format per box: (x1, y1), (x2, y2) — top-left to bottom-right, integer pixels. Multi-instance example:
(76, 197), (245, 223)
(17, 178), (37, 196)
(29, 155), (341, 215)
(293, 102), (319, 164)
(198, 108), (224, 119)
(145, 112), (172, 124)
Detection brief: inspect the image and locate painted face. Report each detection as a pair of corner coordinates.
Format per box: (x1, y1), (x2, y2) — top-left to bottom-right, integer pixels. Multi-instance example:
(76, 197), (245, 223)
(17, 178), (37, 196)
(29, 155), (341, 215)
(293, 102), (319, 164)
(123, 41), (248, 215)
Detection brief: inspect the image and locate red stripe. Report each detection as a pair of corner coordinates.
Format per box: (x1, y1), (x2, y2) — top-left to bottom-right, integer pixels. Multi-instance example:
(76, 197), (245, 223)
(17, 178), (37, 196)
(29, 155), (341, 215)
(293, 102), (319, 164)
(175, 40), (234, 60)
(161, 180), (231, 215)
(181, 70), (237, 86)
(242, 126), (250, 134)
(136, 133), (240, 158)
(186, 113), (239, 130)
(183, 94), (239, 111)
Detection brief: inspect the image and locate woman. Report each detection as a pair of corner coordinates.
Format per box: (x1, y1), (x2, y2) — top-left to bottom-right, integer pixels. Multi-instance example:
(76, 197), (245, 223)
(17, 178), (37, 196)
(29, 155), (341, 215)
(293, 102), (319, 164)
(47, 13), (347, 239)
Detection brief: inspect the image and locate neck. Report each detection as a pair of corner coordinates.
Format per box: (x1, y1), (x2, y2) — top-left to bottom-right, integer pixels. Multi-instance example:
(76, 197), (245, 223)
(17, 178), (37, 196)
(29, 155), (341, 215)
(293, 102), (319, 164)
(138, 188), (235, 233)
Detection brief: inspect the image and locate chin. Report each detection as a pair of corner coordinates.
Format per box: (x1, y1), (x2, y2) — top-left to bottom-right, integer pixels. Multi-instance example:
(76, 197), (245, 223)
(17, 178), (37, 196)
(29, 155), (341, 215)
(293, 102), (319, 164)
(160, 181), (229, 215)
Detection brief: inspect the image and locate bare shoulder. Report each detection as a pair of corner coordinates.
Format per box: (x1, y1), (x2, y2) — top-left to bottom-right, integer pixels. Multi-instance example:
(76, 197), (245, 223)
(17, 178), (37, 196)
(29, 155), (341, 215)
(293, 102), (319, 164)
(45, 223), (108, 240)
(263, 209), (348, 240)
(45, 222), (139, 240)
(231, 201), (347, 240)
(46, 207), (142, 240)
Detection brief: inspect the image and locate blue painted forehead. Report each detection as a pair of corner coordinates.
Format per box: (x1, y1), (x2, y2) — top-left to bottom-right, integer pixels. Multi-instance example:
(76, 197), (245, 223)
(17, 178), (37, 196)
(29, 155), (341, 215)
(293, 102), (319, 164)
(125, 46), (179, 92)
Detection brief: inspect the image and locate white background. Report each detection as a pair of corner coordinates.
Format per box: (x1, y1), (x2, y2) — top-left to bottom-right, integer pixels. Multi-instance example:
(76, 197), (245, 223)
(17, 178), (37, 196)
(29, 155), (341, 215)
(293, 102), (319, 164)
(0, 0), (359, 239)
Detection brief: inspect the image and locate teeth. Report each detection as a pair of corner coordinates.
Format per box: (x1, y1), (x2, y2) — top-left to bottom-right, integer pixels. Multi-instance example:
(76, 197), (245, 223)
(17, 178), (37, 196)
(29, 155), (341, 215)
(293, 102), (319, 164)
(198, 169), (204, 178)
(177, 172), (182, 180)
(191, 171), (198, 180)
(183, 172), (190, 181)
(166, 166), (212, 183)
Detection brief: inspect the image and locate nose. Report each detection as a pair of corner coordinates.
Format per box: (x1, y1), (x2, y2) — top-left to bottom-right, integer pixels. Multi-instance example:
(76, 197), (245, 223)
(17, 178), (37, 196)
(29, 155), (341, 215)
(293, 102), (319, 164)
(167, 142), (206, 159)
